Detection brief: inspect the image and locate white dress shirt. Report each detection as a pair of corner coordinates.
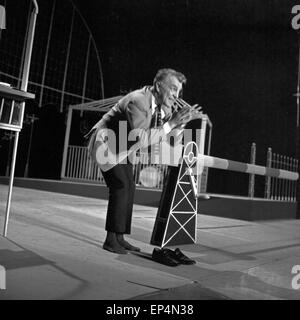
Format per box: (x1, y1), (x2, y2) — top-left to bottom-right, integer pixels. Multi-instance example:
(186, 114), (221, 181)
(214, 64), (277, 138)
(151, 95), (172, 134)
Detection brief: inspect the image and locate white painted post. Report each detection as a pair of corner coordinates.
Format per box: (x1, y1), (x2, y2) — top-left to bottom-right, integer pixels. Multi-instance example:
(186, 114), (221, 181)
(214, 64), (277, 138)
(264, 147), (272, 199)
(248, 142), (256, 197)
(60, 107), (73, 179)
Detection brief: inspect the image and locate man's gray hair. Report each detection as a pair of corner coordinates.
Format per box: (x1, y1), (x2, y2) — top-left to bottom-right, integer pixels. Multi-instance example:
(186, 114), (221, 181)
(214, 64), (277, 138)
(153, 68), (187, 86)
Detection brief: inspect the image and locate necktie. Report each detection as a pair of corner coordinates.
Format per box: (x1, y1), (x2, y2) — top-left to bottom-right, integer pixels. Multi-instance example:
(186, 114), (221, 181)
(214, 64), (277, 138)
(150, 106), (163, 164)
(151, 106), (162, 128)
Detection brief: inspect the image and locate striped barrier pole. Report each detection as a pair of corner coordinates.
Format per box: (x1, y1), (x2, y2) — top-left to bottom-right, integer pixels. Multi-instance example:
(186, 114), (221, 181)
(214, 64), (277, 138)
(193, 154), (299, 181)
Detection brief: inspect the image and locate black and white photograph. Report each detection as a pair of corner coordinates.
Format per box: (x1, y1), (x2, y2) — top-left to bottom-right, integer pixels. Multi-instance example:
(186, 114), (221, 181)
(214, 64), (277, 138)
(0, 0), (300, 306)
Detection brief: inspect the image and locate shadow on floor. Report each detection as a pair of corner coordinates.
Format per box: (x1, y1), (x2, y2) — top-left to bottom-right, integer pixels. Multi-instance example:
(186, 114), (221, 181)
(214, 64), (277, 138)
(130, 281), (231, 300)
(117, 247), (300, 300)
(0, 238), (92, 299)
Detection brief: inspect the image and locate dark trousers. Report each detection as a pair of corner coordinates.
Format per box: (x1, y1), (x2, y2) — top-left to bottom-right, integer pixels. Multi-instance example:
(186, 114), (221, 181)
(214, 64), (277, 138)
(101, 163), (135, 234)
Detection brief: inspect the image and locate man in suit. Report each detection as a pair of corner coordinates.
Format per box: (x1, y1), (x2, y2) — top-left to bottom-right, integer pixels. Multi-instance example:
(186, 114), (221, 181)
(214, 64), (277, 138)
(87, 68), (195, 254)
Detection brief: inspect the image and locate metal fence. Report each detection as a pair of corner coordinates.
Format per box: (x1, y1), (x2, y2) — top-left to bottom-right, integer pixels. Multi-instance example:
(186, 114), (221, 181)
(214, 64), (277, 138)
(247, 144), (298, 202)
(265, 148), (298, 202)
(65, 145), (104, 182)
(64, 144), (298, 200)
(65, 145), (172, 189)
(64, 145), (209, 191)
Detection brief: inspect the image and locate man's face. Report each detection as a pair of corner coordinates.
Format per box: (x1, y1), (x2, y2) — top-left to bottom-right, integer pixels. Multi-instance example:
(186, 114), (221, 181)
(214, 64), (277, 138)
(157, 75), (182, 116)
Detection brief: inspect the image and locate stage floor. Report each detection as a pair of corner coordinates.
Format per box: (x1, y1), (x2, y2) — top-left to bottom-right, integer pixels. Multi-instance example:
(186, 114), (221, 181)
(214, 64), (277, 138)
(0, 184), (300, 300)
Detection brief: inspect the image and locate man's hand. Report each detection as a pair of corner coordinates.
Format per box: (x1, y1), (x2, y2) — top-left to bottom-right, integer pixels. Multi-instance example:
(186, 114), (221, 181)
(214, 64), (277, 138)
(168, 106), (191, 129)
(189, 104), (203, 121)
(168, 105), (203, 129)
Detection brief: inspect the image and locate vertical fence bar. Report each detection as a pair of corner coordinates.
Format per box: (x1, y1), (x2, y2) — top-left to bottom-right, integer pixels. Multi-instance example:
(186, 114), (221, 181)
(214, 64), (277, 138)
(93, 160), (97, 181)
(273, 153), (278, 200)
(78, 147), (82, 179)
(65, 146), (70, 177)
(72, 147), (77, 179)
(88, 157), (93, 180)
(297, 159), (299, 202)
(248, 142), (256, 197)
(291, 158), (296, 202)
(97, 166), (102, 181)
(292, 158), (296, 202)
(83, 147), (87, 179)
(290, 156), (294, 202)
(277, 153), (281, 200)
(294, 159), (299, 202)
(68, 147), (72, 178)
(264, 147), (272, 199)
(278, 154), (283, 200)
(79, 147), (83, 179)
(290, 157), (295, 201)
(82, 148), (86, 179)
(84, 148), (88, 179)
(283, 156), (288, 201)
(94, 159), (98, 181)
(61, 108), (73, 179)
(67, 146), (71, 178)
(282, 155), (286, 201)
(8, 101), (14, 125)
(276, 154), (280, 200)
(76, 147), (81, 179)
(279, 155), (284, 200)
(291, 157), (295, 201)
(87, 154), (93, 180)
(287, 157), (291, 201)
(77, 147), (81, 179)
(73, 146), (78, 178)
(70, 147), (75, 178)
(270, 151), (275, 200)
(72, 147), (77, 178)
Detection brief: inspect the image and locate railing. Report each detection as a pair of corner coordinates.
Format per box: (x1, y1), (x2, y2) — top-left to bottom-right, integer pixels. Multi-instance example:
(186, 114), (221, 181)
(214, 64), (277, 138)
(247, 144), (298, 202)
(64, 144), (299, 201)
(132, 152), (169, 189)
(64, 145), (210, 191)
(65, 146), (104, 182)
(64, 145), (169, 189)
(266, 148), (298, 202)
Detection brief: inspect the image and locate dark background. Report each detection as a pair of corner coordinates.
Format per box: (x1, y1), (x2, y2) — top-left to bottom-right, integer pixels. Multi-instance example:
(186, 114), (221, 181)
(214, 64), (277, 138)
(1, 0), (300, 196)
(73, 0), (300, 195)
(72, 0), (299, 159)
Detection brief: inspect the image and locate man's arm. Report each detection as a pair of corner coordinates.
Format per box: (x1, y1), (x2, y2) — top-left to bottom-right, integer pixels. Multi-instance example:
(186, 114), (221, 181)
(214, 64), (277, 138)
(125, 98), (195, 149)
(125, 100), (168, 148)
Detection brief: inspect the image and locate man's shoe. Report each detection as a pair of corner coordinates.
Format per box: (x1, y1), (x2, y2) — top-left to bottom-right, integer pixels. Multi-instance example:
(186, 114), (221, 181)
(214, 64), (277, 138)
(152, 248), (180, 267)
(103, 241), (127, 254)
(173, 248), (196, 265)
